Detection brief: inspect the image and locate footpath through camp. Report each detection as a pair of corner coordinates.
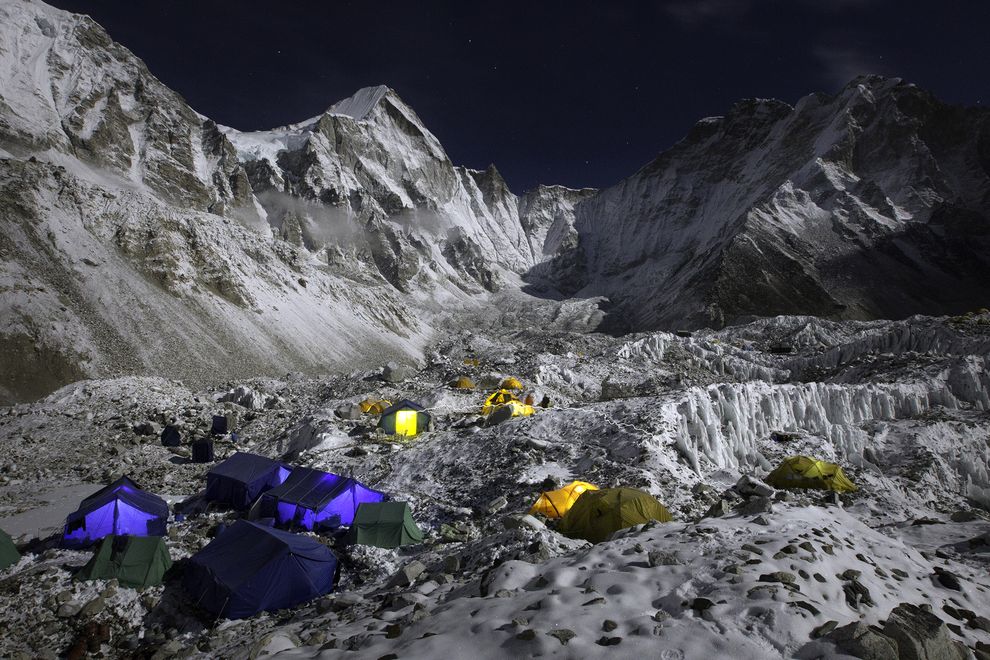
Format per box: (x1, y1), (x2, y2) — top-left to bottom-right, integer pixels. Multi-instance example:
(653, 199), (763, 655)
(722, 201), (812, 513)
(0, 305), (989, 658)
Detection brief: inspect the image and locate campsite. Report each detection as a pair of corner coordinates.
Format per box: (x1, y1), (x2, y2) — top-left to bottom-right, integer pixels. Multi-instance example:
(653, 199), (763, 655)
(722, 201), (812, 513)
(1, 311), (989, 658)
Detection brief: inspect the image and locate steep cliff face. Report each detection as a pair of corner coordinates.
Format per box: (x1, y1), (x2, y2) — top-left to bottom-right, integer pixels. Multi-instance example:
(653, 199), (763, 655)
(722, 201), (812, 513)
(533, 77), (990, 330)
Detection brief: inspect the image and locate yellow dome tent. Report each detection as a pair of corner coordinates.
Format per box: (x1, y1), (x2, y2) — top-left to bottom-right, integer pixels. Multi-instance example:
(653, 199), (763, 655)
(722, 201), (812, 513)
(451, 376), (476, 390)
(764, 456), (858, 493)
(359, 398), (392, 415)
(529, 481), (599, 519)
(558, 487), (673, 543)
(500, 377), (524, 390)
(481, 389), (520, 416)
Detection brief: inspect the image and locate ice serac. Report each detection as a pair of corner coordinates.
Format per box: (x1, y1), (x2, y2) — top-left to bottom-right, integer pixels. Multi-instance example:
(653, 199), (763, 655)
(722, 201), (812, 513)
(534, 76), (990, 331)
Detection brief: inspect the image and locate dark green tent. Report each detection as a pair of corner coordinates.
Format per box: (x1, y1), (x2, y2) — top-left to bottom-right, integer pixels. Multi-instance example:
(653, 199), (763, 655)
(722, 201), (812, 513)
(557, 487), (673, 544)
(0, 528), (20, 571)
(76, 535), (172, 589)
(345, 501), (424, 549)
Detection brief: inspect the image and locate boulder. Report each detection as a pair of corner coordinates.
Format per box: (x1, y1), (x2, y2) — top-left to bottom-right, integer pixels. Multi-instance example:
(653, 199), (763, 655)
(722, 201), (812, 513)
(882, 603), (968, 660)
(827, 622), (899, 660)
(388, 560), (427, 588)
(382, 362), (414, 383)
(734, 475), (774, 498)
(335, 403), (362, 420)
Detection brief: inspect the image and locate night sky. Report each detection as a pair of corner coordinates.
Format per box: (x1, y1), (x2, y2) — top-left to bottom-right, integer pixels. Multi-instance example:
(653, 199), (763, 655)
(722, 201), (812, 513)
(47, 0), (990, 192)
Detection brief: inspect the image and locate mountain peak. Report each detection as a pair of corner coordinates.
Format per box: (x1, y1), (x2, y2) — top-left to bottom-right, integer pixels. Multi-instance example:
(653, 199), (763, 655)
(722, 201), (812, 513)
(327, 84), (395, 120)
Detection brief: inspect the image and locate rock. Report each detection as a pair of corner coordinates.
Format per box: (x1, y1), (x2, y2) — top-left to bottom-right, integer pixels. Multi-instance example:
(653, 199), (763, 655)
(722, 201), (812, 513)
(811, 620), (838, 638)
(839, 569), (862, 581)
(487, 495), (508, 513)
(882, 602), (968, 660)
(443, 555), (460, 573)
(647, 550), (682, 567)
(486, 405), (515, 427)
(933, 567), (962, 591)
(388, 560), (427, 588)
(703, 498), (733, 519)
(759, 571), (796, 584)
(132, 421), (162, 436)
(736, 496), (773, 516)
(56, 590), (73, 604)
(843, 579), (874, 609)
(56, 602), (82, 618)
(741, 543), (764, 556)
(385, 623), (402, 639)
(734, 475), (774, 498)
(949, 510), (980, 522)
(602, 619), (618, 631)
(827, 622), (898, 660)
(600, 379), (636, 400)
(515, 629), (536, 641)
(382, 362), (414, 383)
(335, 403), (362, 420)
(596, 636), (622, 646)
(439, 523), (469, 542)
(690, 598), (715, 611)
(547, 629), (576, 646)
(502, 514), (545, 531)
(691, 482), (716, 497)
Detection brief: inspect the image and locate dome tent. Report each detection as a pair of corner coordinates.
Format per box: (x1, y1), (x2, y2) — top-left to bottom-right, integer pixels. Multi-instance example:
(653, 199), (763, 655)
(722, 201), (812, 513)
(378, 400), (431, 437)
(183, 520), (337, 619)
(557, 488), (672, 543)
(529, 481), (599, 519)
(764, 456), (858, 493)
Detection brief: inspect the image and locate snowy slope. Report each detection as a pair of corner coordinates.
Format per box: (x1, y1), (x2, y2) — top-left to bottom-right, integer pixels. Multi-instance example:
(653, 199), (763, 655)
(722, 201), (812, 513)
(532, 77), (990, 331)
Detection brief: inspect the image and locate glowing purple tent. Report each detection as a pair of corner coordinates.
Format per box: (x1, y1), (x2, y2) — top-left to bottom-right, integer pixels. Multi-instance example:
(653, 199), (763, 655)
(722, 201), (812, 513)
(258, 467), (385, 530)
(62, 477), (169, 548)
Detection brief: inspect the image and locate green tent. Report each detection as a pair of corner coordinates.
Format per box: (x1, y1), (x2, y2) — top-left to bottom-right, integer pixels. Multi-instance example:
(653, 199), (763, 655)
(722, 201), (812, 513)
(76, 535), (172, 589)
(557, 487), (673, 544)
(345, 501), (424, 549)
(0, 528), (20, 571)
(764, 456), (858, 493)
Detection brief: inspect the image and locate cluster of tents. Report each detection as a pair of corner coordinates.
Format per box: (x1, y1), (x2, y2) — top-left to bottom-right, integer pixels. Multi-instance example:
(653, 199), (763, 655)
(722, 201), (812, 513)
(525, 455), (857, 543)
(47, 452), (424, 619)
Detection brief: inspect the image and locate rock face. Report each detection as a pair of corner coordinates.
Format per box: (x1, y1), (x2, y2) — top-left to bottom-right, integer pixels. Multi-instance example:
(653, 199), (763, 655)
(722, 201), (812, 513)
(531, 76), (990, 331)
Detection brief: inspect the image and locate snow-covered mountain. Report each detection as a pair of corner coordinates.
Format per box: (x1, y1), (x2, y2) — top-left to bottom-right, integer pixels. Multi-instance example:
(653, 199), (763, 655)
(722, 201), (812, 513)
(2, 0), (989, 405)
(0, 0), (589, 403)
(530, 77), (990, 331)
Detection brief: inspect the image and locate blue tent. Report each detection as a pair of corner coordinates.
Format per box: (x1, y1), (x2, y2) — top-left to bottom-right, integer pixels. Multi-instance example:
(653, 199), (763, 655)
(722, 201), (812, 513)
(205, 452), (291, 510)
(183, 520), (337, 619)
(63, 477), (169, 548)
(258, 467), (386, 530)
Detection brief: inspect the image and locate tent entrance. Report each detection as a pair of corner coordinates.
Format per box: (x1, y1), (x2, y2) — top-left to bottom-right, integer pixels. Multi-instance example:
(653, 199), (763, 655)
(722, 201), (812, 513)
(395, 410), (417, 436)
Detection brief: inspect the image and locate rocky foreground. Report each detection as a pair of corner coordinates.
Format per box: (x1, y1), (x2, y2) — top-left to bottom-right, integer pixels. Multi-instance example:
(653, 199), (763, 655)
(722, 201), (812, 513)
(0, 306), (988, 658)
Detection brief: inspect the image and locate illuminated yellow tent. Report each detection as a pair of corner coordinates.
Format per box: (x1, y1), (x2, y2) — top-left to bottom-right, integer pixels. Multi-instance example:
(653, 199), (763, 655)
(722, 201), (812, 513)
(500, 377), (524, 390)
(764, 456), (858, 493)
(378, 400), (431, 437)
(558, 488), (673, 543)
(451, 376), (476, 390)
(529, 481), (599, 519)
(481, 389), (520, 416)
(359, 398), (392, 415)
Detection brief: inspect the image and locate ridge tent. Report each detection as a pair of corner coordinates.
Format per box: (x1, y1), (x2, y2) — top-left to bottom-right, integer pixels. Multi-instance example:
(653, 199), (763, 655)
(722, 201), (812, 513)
(345, 501), (424, 549)
(205, 452), (291, 510)
(76, 535), (172, 589)
(183, 520), (337, 619)
(359, 398), (392, 415)
(481, 389), (520, 416)
(529, 481), (599, 519)
(378, 400), (431, 437)
(259, 467), (386, 530)
(557, 487), (673, 544)
(500, 377), (524, 390)
(764, 456), (858, 493)
(63, 477), (169, 548)
(0, 528), (19, 571)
